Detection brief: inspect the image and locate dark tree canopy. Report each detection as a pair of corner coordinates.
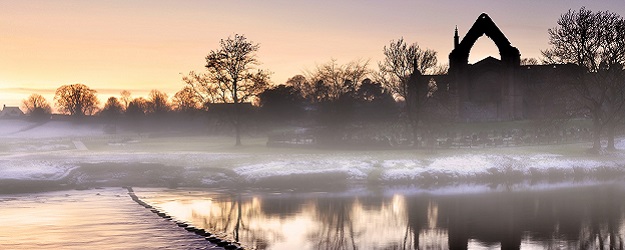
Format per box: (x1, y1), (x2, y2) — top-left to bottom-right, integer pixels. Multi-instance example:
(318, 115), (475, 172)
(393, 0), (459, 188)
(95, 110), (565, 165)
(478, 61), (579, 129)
(354, 78), (398, 122)
(258, 84), (304, 120)
(125, 97), (148, 118)
(99, 96), (124, 118)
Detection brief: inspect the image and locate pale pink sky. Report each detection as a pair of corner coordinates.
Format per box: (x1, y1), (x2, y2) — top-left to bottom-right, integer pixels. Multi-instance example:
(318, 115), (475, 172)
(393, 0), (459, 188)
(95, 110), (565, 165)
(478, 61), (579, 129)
(1, 1), (624, 107)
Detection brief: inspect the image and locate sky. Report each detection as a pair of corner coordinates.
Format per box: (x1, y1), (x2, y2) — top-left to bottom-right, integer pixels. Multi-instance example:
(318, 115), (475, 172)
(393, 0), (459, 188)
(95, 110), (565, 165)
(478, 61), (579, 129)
(1, 0), (624, 108)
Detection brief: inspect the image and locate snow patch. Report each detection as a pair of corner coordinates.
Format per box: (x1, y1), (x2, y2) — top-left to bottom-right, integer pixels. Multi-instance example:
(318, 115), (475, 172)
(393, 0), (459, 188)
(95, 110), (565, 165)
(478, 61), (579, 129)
(615, 138), (625, 149)
(232, 152), (625, 183)
(0, 160), (77, 180)
(234, 159), (370, 180)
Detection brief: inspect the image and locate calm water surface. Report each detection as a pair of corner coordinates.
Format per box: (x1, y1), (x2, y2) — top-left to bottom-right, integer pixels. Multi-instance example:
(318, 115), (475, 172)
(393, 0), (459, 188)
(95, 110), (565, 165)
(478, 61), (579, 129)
(138, 183), (625, 250)
(0, 188), (214, 250)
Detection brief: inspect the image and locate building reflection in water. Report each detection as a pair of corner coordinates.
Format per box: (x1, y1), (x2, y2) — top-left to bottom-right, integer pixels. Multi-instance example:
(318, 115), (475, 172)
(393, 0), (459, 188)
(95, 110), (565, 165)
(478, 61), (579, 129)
(144, 183), (625, 250)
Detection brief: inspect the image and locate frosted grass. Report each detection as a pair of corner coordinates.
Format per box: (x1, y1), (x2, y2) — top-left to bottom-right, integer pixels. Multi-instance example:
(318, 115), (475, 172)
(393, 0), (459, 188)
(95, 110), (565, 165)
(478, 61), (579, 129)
(1, 120), (624, 191)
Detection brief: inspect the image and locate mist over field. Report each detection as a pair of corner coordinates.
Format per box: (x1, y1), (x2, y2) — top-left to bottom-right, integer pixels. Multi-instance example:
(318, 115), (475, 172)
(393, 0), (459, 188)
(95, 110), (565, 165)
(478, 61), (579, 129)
(2, 119), (625, 195)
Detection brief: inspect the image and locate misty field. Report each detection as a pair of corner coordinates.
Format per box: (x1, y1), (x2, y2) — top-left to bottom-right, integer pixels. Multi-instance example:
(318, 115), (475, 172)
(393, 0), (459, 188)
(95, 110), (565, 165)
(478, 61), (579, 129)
(1, 120), (625, 194)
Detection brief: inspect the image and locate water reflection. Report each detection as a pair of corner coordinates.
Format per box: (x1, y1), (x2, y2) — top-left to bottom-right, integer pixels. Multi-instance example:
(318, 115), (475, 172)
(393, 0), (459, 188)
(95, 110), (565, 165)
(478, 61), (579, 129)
(141, 183), (625, 250)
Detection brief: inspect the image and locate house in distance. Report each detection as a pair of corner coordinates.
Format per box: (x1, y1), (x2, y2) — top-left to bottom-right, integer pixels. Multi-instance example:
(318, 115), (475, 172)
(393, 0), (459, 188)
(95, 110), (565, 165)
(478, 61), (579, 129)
(0, 105), (24, 119)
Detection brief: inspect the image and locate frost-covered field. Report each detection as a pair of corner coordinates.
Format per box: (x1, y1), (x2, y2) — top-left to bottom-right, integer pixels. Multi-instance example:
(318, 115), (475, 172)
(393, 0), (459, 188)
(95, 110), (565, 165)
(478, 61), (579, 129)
(2, 119), (625, 193)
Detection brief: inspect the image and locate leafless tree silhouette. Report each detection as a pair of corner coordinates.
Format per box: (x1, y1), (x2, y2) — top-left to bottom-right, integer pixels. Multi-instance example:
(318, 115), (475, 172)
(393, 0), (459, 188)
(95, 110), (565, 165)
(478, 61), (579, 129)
(542, 7), (625, 151)
(21, 93), (51, 119)
(187, 34), (270, 146)
(54, 83), (99, 117)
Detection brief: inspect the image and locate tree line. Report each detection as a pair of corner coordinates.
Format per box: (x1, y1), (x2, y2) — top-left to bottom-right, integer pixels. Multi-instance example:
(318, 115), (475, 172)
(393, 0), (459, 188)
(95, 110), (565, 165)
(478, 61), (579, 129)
(22, 86), (201, 120)
(21, 34), (444, 146)
(17, 7), (625, 151)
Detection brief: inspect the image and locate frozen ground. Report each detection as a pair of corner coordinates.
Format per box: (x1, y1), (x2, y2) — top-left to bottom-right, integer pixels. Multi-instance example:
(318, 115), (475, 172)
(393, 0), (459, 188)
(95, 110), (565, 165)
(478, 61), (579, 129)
(0, 120), (106, 138)
(1, 119), (625, 193)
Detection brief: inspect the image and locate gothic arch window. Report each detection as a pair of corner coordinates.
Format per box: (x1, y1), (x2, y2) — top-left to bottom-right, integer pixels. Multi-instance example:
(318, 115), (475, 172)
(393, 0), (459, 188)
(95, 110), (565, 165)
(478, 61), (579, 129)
(469, 36), (501, 63)
(449, 13), (520, 71)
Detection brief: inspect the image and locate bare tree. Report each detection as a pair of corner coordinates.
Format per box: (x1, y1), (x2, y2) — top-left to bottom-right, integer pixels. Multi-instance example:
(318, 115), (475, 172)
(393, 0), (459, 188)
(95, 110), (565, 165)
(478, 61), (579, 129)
(172, 86), (201, 113)
(189, 34), (270, 146)
(521, 58), (540, 66)
(405, 68), (440, 147)
(601, 64), (625, 150)
(377, 38), (438, 102)
(377, 38), (440, 146)
(430, 63), (449, 75)
(306, 59), (370, 101)
(21, 93), (52, 119)
(146, 89), (170, 115)
(182, 71), (221, 105)
(120, 90), (132, 110)
(542, 7), (625, 151)
(285, 74), (312, 101)
(54, 83), (99, 117)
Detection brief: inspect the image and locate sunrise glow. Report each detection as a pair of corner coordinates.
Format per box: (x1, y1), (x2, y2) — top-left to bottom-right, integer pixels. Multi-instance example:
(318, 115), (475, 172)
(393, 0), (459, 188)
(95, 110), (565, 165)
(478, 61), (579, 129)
(2, 1), (622, 108)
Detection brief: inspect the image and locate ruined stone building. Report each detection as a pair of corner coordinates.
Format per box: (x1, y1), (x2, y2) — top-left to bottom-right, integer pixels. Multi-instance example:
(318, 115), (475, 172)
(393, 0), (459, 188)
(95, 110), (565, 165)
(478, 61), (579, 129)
(411, 13), (577, 123)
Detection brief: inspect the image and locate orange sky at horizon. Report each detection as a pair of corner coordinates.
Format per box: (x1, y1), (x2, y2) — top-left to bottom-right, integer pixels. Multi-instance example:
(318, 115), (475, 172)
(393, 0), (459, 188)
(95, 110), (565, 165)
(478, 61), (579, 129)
(1, 1), (624, 109)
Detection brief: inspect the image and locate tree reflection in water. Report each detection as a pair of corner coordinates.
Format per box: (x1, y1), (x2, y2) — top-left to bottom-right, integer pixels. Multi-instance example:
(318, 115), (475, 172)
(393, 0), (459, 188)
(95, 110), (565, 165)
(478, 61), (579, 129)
(146, 183), (625, 250)
(306, 198), (357, 250)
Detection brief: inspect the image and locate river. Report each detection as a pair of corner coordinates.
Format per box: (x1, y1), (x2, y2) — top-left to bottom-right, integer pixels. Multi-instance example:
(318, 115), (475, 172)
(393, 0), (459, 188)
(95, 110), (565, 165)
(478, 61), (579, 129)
(136, 181), (625, 250)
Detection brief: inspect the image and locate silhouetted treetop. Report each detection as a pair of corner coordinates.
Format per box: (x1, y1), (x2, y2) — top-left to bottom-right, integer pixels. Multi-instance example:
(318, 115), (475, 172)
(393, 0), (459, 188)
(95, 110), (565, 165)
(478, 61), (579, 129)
(146, 89), (170, 115)
(542, 7), (625, 72)
(173, 86), (201, 113)
(99, 96), (124, 118)
(305, 59), (370, 102)
(22, 94), (51, 117)
(542, 6), (625, 151)
(186, 34), (270, 146)
(377, 37), (438, 101)
(126, 97), (148, 117)
(54, 83), (99, 117)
